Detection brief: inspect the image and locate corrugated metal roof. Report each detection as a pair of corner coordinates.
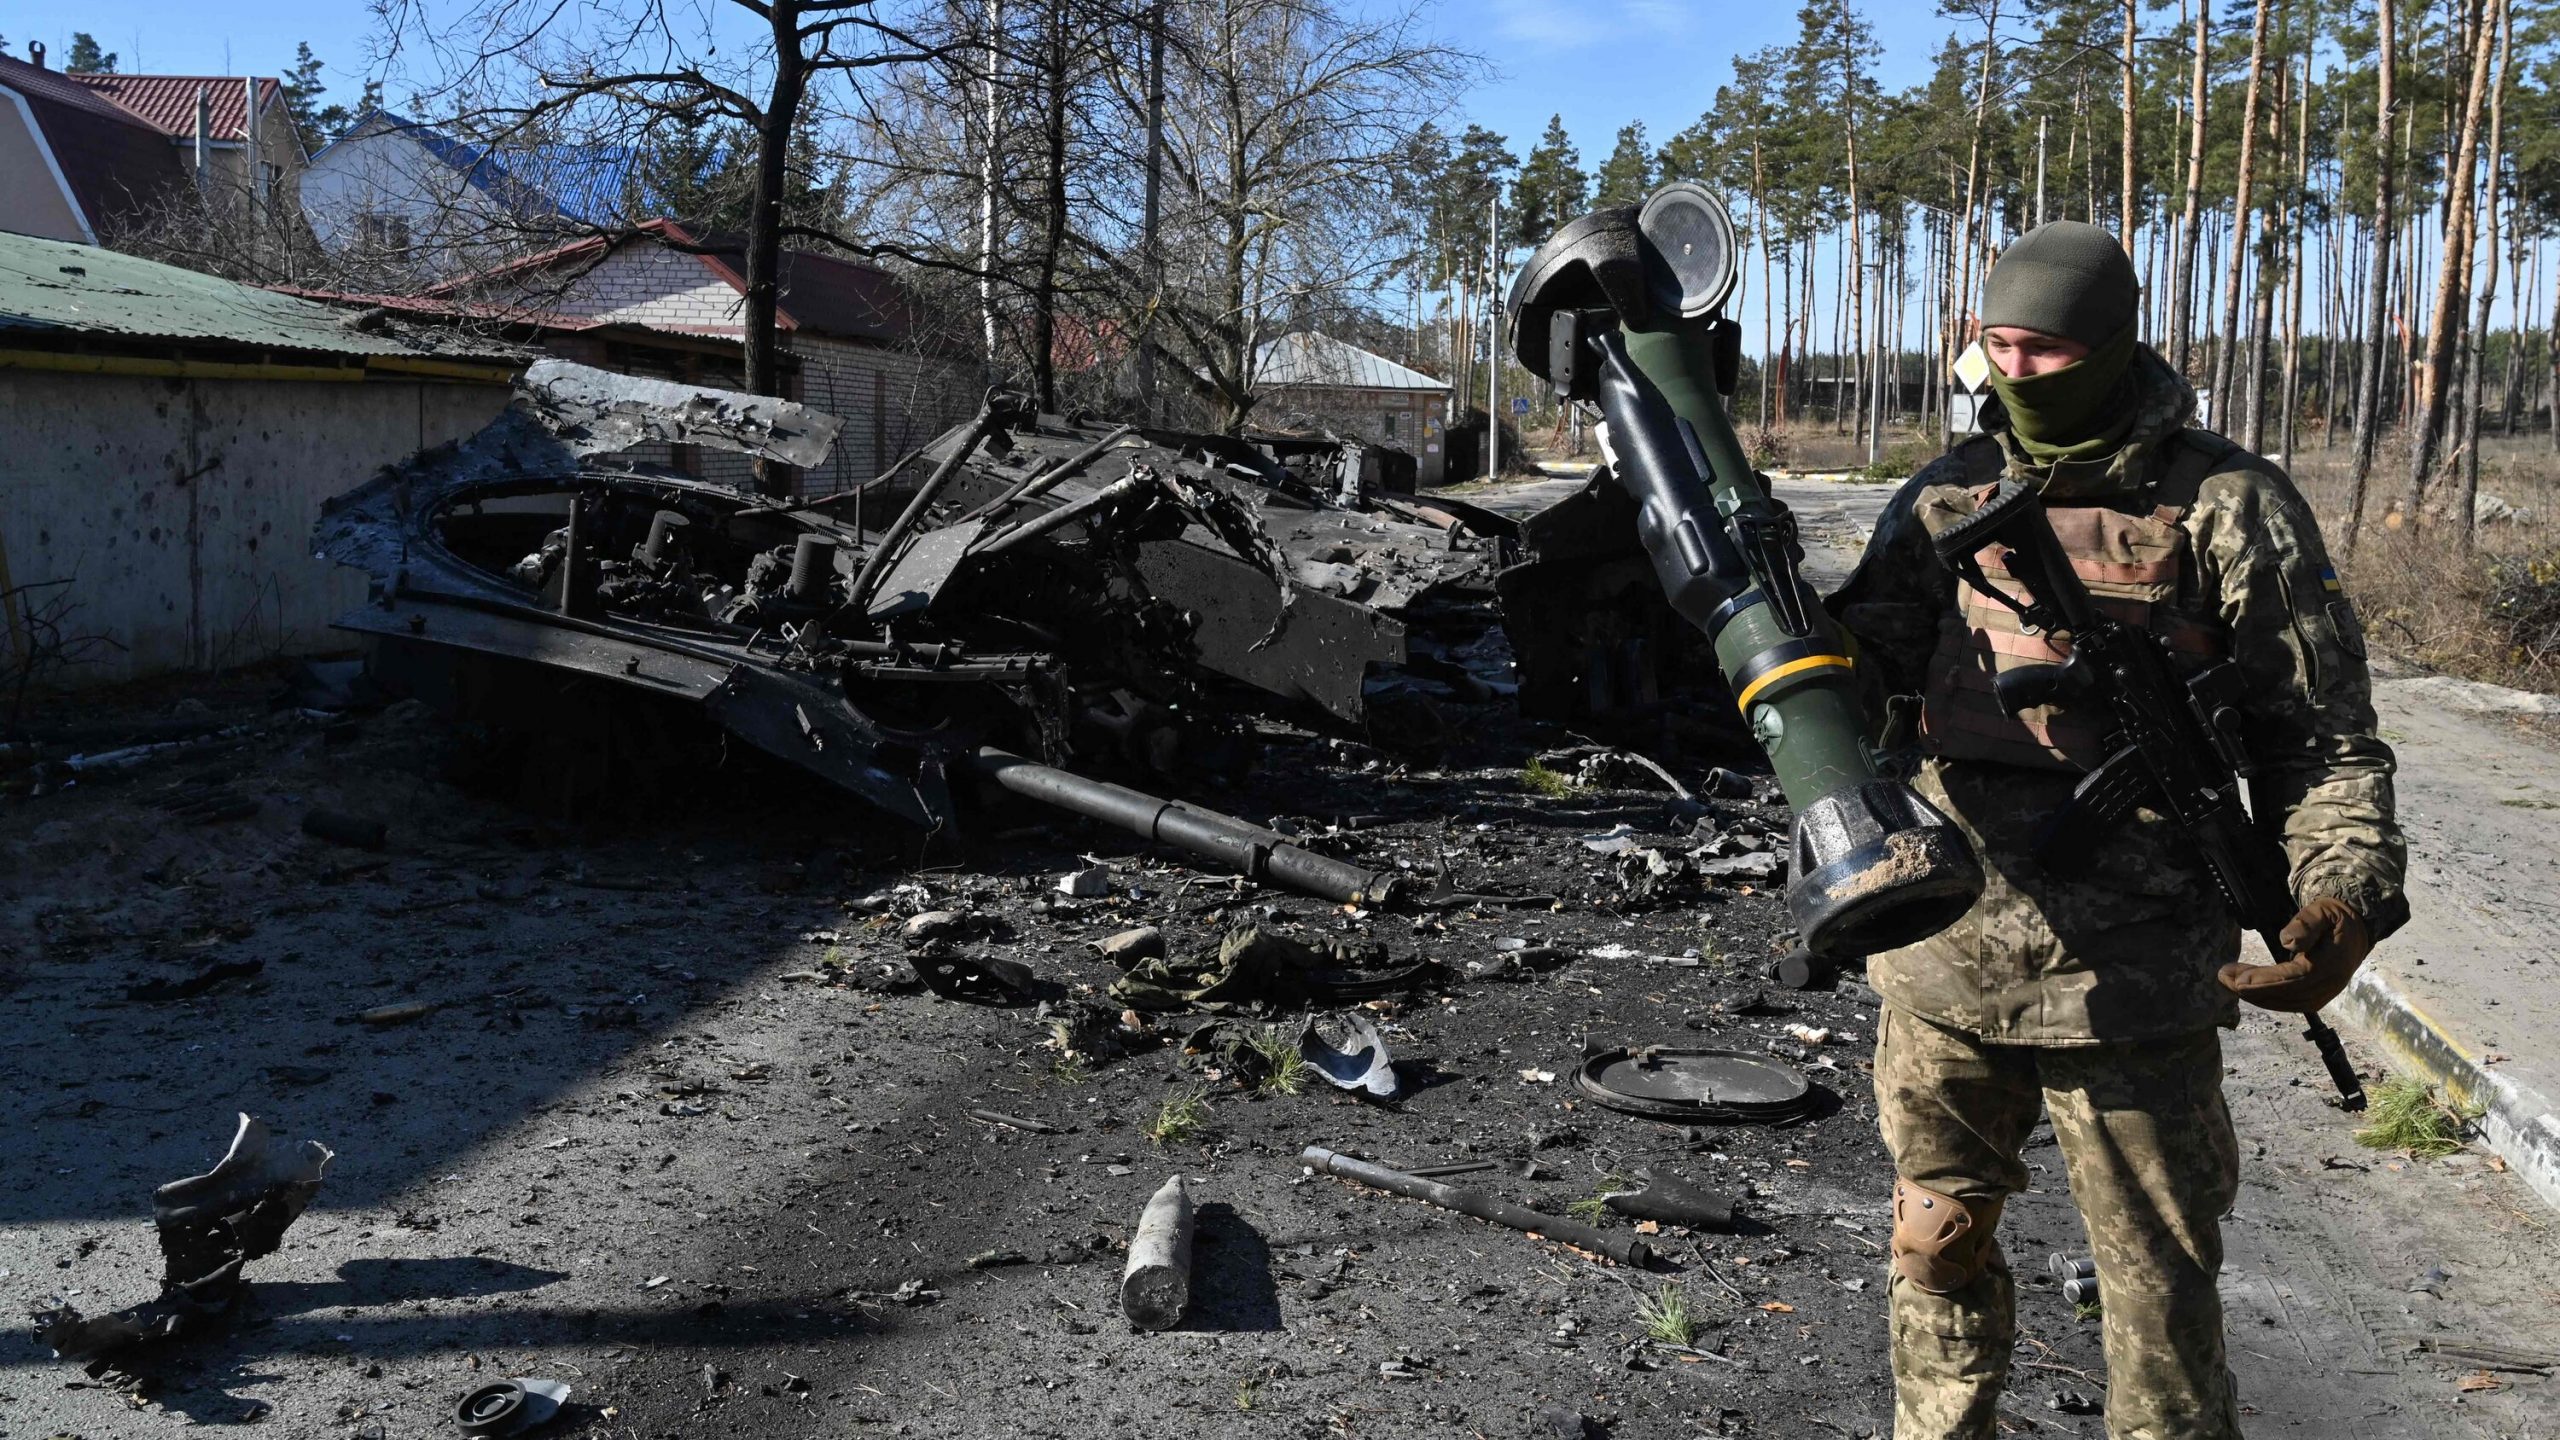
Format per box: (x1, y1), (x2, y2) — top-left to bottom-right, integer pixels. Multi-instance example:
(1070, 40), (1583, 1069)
(0, 230), (518, 363)
(1255, 332), (1448, 392)
(69, 73), (282, 140)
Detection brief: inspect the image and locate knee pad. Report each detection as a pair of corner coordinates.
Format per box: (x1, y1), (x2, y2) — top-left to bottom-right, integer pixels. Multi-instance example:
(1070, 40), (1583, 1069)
(1891, 1179), (2002, 1293)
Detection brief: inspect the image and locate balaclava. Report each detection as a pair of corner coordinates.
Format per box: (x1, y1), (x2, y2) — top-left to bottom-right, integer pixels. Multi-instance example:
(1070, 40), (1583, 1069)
(1979, 221), (2142, 464)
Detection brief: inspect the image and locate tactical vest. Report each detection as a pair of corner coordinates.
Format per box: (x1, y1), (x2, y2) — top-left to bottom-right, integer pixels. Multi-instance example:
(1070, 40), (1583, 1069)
(1917, 433), (2232, 772)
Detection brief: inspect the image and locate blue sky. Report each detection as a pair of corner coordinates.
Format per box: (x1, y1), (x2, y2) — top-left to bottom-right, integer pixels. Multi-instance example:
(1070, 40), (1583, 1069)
(2, 0), (1961, 349)
(3, 0), (1952, 158)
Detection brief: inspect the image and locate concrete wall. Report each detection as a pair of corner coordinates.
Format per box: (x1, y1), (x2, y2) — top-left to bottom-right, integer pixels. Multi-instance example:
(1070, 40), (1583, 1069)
(0, 370), (512, 686)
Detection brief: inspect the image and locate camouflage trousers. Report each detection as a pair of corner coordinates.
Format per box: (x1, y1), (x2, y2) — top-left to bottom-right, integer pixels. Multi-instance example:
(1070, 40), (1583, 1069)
(1874, 1005), (2244, 1440)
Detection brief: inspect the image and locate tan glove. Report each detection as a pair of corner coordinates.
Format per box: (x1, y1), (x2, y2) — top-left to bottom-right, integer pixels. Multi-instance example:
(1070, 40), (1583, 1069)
(2216, 896), (2371, 1012)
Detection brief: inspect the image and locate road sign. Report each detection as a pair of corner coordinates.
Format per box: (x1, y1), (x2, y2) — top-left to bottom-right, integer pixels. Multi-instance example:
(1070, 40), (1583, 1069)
(1510, 396), (1531, 416)
(1951, 340), (1992, 392)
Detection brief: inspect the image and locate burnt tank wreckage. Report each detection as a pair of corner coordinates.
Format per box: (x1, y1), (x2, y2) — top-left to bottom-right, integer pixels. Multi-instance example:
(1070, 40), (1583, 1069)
(314, 330), (1853, 912)
(315, 361), (1535, 903)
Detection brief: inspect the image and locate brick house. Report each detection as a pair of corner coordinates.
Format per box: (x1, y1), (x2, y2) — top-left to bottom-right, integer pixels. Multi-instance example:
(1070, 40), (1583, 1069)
(393, 220), (981, 496)
(1250, 331), (1450, 484)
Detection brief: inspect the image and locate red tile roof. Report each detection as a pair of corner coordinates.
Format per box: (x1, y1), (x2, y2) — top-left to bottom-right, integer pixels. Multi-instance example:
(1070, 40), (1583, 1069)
(68, 73), (282, 141)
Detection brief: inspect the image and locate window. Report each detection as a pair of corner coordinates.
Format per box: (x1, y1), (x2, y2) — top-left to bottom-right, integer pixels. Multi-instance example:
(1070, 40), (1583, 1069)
(1381, 410), (1399, 439)
(357, 212), (412, 257)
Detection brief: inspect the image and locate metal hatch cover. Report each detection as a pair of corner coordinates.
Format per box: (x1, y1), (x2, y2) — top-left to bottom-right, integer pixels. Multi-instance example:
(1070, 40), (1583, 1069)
(1573, 1042), (1812, 1124)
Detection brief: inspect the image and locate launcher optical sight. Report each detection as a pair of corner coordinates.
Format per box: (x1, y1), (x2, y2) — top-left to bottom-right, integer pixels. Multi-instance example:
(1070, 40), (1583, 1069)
(1505, 182), (1983, 956)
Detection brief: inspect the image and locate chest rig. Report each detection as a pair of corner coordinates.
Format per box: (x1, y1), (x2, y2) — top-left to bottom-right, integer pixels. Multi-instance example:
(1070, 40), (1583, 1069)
(1918, 434), (2231, 771)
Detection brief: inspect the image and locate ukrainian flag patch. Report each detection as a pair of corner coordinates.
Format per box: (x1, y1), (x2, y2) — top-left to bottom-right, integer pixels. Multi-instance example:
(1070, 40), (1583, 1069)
(2318, 563), (2342, 593)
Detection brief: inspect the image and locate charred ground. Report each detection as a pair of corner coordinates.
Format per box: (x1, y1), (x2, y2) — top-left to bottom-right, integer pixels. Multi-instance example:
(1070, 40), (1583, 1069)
(8, 666), (2557, 1439)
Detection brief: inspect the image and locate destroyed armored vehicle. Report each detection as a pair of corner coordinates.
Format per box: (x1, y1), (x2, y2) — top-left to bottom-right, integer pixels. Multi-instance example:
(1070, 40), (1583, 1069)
(312, 362), (1520, 900)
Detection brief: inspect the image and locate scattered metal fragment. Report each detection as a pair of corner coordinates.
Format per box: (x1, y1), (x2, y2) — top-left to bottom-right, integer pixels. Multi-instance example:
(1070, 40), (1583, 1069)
(966, 1248), (1031, 1270)
(32, 1114), (332, 1374)
(966, 1107), (1061, 1134)
(1299, 1146), (1652, 1267)
(1298, 1013), (1402, 1100)
(1573, 1042), (1814, 1125)
(1120, 1176), (1195, 1331)
(1601, 1170), (1739, 1230)
(454, 1377), (573, 1437)
(911, 951), (1036, 1004)
(2406, 1338), (2560, 1374)
(1404, 1159), (1500, 1179)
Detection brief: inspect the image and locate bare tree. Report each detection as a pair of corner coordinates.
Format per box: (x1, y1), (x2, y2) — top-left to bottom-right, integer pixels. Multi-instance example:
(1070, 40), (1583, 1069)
(381, 0), (965, 423)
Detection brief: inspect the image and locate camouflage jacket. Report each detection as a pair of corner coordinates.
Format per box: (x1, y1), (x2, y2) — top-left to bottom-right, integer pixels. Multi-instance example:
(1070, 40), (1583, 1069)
(1828, 346), (2407, 1044)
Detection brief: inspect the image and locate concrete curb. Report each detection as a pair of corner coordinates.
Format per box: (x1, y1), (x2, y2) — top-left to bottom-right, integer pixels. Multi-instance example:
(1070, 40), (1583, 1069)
(2334, 967), (2560, 1216)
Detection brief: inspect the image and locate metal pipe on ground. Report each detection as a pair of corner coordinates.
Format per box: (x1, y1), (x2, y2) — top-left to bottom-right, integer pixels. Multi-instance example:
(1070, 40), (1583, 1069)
(968, 748), (1397, 905)
(1299, 1146), (1652, 1267)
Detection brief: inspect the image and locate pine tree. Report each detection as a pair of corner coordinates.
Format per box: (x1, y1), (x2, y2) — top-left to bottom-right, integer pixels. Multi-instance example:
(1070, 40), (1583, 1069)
(1510, 115), (1587, 248)
(65, 32), (116, 74)
(1593, 122), (1653, 206)
(276, 46), (379, 155)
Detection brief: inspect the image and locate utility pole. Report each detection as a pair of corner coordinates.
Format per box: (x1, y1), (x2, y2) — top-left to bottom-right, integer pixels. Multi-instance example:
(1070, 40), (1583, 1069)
(979, 0), (1004, 369)
(1135, 0), (1165, 422)
(1487, 191), (1501, 481)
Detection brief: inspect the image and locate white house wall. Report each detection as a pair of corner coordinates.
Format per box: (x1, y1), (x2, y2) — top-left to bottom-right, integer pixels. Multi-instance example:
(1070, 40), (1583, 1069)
(0, 372), (511, 686)
(298, 129), (522, 278)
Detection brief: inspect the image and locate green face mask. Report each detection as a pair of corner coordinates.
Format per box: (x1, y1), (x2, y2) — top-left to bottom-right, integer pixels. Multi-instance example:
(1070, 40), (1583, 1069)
(1986, 324), (2138, 465)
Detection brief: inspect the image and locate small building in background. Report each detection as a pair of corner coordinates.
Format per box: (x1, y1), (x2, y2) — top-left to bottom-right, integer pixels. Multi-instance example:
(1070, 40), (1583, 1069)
(1251, 331), (1450, 485)
(296, 108), (623, 282)
(0, 231), (520, 687)
(402, 219), (980, 496)
(0, 46), (300, 246)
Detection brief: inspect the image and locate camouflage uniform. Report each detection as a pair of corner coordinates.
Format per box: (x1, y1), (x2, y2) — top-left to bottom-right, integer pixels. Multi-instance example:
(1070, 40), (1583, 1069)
(1829, 346), (2406, 1438)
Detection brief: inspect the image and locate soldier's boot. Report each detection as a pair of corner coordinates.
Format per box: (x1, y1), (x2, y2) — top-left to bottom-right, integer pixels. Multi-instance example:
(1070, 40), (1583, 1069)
(1889, 1178), (2013, 1439)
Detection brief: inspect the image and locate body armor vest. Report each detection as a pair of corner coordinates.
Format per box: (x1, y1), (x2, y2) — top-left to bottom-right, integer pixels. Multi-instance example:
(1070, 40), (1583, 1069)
(1918, 437), (2231, 772)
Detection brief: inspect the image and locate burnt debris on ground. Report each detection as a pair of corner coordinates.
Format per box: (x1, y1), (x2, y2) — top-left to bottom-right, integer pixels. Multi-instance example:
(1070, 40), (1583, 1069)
(13, 370), (2554, 1439)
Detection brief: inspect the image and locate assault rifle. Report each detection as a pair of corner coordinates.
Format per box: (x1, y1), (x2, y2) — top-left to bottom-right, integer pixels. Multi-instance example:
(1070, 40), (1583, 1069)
(1928, 482), (2368, 1111)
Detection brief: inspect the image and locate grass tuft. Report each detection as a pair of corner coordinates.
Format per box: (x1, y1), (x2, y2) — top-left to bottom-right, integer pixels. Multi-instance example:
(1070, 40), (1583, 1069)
(1519, 759), (1572, 798)
(1247, 1025), (1310, 1096)
(1636, 1284), (1697, 1347)
(2353, 1076), (2476, 1158)
(1566, 1174), (1628, 1225)
(1147, 1087), (1211, 1146)
(1234, 1376), (1261, 1411)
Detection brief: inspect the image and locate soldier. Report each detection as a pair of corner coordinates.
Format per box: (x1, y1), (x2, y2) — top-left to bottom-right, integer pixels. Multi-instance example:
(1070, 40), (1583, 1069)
(1828, 220), (2406, 1439)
